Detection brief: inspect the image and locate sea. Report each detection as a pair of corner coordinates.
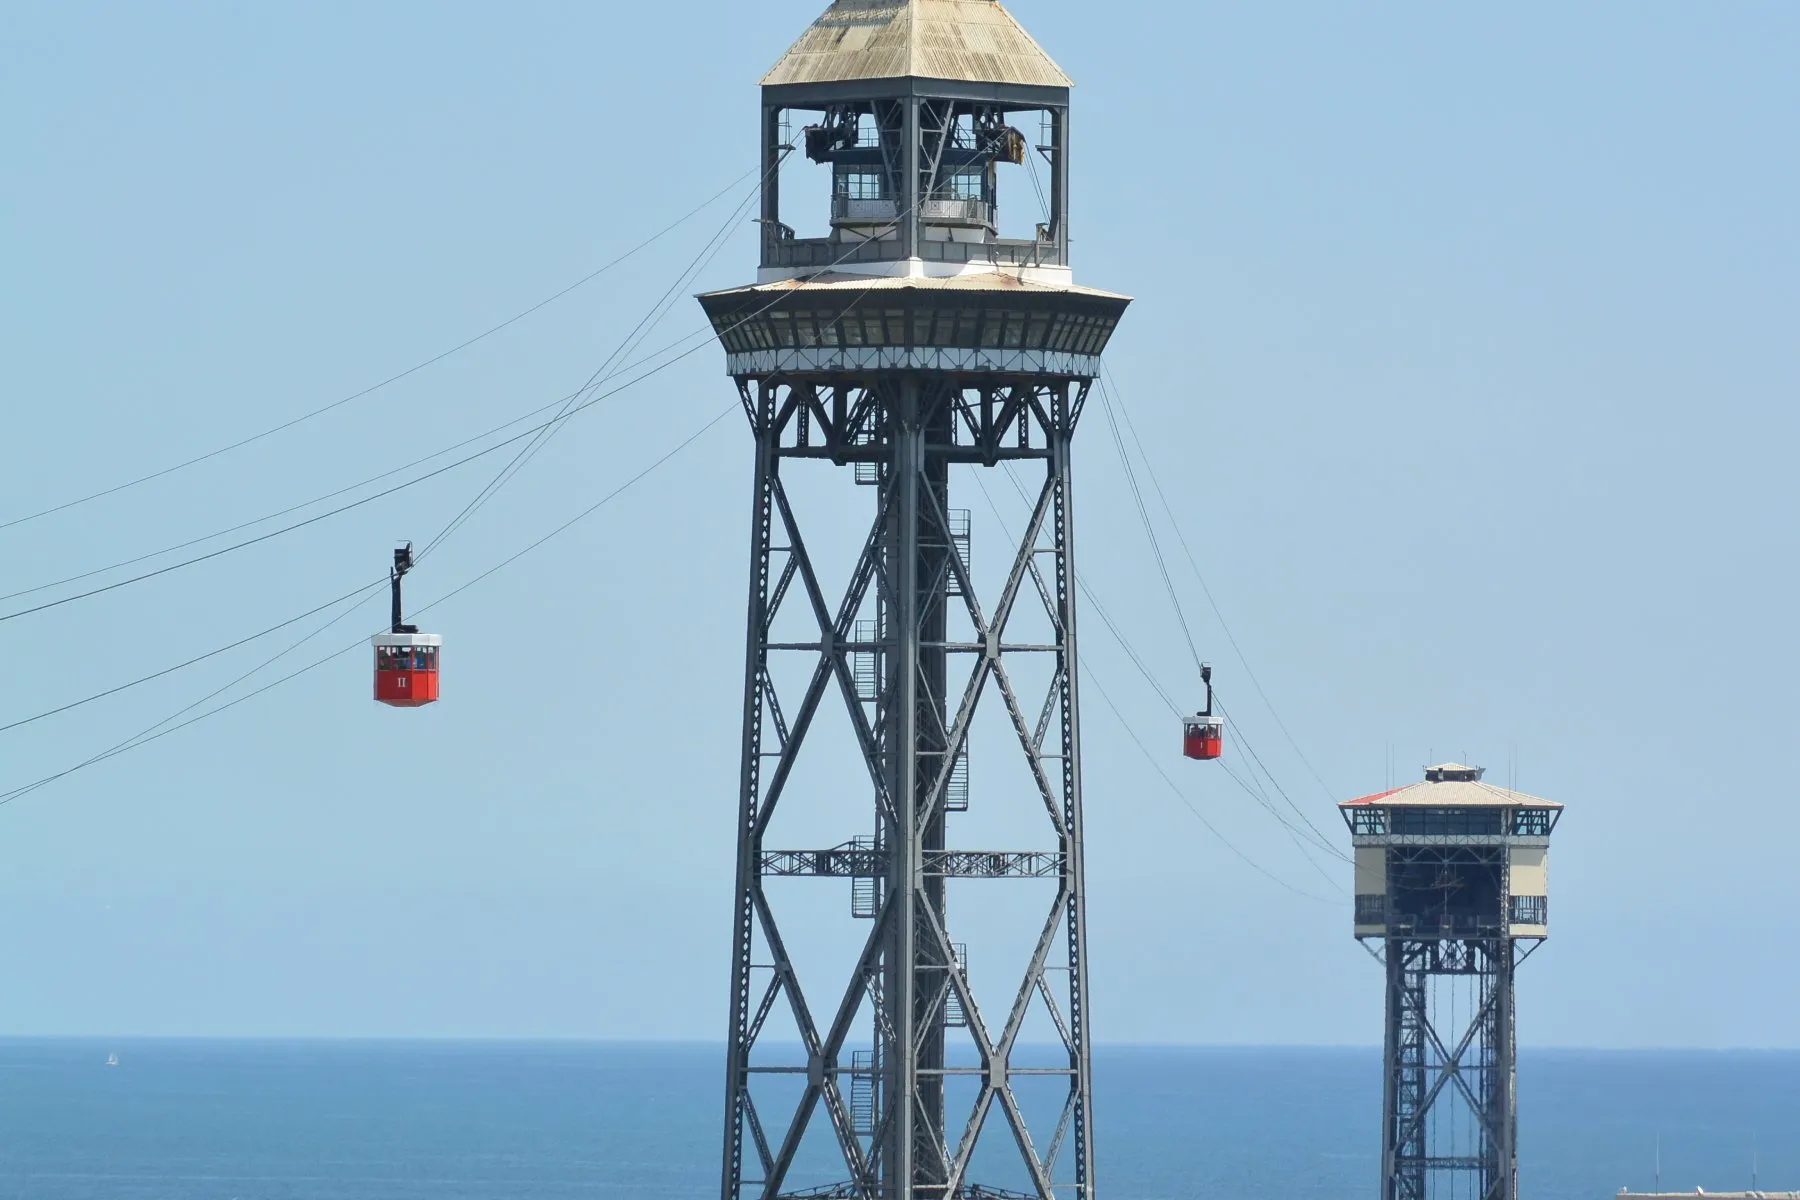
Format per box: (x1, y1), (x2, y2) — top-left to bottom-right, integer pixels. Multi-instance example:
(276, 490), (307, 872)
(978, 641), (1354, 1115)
(0, 1040), (1792, 1199)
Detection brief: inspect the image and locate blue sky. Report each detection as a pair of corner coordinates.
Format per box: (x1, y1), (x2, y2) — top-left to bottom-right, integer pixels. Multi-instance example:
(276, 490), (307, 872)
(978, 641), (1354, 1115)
(0, 1), (1794, 1048)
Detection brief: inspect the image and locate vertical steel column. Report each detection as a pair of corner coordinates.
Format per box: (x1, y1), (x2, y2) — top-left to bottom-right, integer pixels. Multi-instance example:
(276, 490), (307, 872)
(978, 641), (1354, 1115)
(883, 380), (923, 1198)
(1492, 944), (1518, 1200)
(761, 103), (783, 264)
(915, 389), (951, 1193)
(1050, 107), (1070, 258)
(721, 383), (776, 1200)
(1384, 941), (1427, 1200)
(1380, 946), (1402, 1200)
(901, 96), (921, 262)
(1052, 386), (1096, 1197)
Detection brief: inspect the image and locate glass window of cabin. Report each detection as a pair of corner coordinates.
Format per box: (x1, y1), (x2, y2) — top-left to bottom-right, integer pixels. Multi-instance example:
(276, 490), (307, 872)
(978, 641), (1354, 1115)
(1001, 310), (1025, 348)
(979, 309), (1003, 348)
(954, 309), (979, 346)
(1058, 314), (1087, 352)
(837, 170), (886, 200)
(1024, 313), (1050, 349)
(1390, 807), (1505, 836)
(940, 170), (983, 201)
(1082, 316), (1110, 354)
(1351, 809), (1386, 835)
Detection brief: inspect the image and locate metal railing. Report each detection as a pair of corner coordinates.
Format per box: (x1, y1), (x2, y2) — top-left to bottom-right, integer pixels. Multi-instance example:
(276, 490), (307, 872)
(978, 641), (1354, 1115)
(830, 196), (900, 225)
(764, 235), (1065, 271)
(919, 197), (994, 228)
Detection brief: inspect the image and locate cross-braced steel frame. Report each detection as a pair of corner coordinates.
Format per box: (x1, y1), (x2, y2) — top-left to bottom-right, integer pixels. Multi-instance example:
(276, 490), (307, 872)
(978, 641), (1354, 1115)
(719, 371), (1097, 1200)
(1378, 934), (1520, 1200)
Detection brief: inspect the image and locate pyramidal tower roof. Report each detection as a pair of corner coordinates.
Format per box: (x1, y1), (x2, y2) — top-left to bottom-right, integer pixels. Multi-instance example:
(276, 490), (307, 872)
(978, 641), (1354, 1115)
(762, 0), (1072, 89)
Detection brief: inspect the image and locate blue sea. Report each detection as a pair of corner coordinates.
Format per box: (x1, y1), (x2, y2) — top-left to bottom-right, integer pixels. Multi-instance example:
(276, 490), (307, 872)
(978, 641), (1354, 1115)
(0, 1041), (1792, 1199)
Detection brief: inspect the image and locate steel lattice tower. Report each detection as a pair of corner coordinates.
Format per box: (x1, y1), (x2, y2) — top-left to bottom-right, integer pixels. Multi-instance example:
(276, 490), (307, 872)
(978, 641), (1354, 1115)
(698, 4), (1128, 1198)
(1341, 764), (1564, 1200)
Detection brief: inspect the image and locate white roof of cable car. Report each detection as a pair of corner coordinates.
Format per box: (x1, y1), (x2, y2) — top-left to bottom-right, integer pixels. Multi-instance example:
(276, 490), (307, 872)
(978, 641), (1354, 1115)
(371, 632), (443, 647)
(762, 0), (1072, 89)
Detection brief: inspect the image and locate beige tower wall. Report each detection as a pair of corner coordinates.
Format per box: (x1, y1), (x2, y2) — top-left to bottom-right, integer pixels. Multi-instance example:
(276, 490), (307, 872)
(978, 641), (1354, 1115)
(1509, 846), (1548, 896)
(1355, 847), (1386, 895)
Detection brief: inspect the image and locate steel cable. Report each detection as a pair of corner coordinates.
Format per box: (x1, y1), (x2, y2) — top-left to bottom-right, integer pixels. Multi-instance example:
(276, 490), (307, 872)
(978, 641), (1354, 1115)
(0, 166), (761, 533)
(0, 403), (738, 808)
(972, 469), (1342, 901)
(1105, 361), (1343, 807)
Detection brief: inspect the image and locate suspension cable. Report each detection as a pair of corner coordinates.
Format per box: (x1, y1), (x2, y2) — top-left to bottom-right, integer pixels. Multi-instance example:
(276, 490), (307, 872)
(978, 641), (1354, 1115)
(0, 313), (727, 610)
(0, 402), (738, 808)
(0, 166), (762, 534)
(1095, 380), (1209, 683)
(1215, 691), (1348, 860)
(0, 394), (569, 606)
(0, 205), (910, 696)
(0, 578), (388, 736)
(1104, 361), (1342, 805)
(422, 149), (784, 560)
(0, 309), (752, 625)
(973, 469), (1344, 899)
(0, 197), (946, 799)
(1081, 663), (1338, 904)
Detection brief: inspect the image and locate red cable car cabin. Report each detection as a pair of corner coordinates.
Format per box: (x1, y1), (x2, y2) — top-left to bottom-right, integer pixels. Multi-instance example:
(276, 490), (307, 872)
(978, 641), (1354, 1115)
(1183, 714), (1224, 760)
(372, 543), (439, 707)
(373, 631), (441, 707)
(1183, 662), (1223, 760)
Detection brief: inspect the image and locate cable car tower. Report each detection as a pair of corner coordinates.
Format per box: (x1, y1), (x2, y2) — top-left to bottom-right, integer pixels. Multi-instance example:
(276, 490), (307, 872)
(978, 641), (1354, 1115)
(699, 3), (1129, 1197)
(1341, 764), (1564, 1200)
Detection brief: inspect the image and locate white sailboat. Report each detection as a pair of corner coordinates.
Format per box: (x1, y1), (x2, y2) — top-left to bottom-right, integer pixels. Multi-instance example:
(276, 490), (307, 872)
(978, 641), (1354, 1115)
(105, 1052), (118, 1067)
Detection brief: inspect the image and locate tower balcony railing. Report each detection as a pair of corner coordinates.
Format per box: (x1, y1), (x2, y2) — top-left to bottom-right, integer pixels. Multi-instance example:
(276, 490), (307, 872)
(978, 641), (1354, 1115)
(829, 196), (997, 231)
(830, 196), (901, 226)
(919, 196), (995, 229)
(764, 232), (1066, 271)
(1381, 912), (1508, 938)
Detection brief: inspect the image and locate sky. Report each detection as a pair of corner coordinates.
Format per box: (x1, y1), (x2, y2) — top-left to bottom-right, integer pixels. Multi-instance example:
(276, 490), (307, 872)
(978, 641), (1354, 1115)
(0, 1), (1794, 1049)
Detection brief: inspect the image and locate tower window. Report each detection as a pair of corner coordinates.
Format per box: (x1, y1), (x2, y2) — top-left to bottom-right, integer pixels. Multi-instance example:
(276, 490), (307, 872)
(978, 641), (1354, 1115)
(1512, 809), (1552, 836)
(837, 171), (887, 200)
(941, 170), (983, 201)
(1390, 807), (1505, 836)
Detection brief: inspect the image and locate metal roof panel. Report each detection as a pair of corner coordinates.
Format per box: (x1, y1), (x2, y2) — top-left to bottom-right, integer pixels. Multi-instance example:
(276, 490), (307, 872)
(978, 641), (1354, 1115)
(762, 0), (1072, 89)
(1340, 779), (1563, 810)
